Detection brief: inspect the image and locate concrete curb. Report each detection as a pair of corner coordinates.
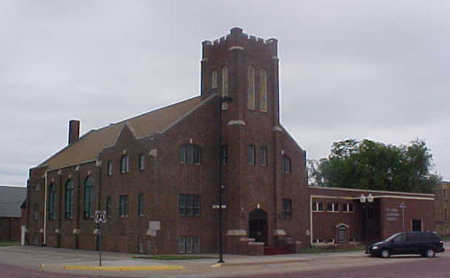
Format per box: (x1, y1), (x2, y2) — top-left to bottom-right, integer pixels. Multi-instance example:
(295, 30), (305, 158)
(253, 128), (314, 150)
(211, 258), (311, 267)
(63, 265), (184, 271)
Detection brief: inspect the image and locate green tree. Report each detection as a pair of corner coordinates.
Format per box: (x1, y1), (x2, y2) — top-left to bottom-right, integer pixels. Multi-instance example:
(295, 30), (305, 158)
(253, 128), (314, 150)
(316, 139), (440, 193)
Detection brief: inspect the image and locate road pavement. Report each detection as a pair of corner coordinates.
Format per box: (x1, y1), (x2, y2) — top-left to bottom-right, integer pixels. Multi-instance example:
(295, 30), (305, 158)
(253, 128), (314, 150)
(0, 245), (449, 277)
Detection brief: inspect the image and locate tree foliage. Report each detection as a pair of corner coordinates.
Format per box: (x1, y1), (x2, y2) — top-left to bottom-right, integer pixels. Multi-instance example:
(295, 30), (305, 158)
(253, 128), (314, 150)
(312, 139), (441, 193)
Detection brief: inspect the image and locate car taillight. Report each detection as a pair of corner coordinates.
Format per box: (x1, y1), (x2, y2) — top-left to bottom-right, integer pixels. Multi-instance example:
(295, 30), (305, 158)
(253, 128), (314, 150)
(439, 240), (444, 247)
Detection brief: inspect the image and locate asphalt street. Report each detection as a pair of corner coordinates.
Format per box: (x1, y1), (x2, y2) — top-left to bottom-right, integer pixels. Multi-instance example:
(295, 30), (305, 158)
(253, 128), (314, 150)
(0, 246), (449, 278)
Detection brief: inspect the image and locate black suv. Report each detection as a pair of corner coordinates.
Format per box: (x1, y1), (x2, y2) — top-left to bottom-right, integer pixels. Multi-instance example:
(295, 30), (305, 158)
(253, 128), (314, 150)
(368, 231), (445, 258)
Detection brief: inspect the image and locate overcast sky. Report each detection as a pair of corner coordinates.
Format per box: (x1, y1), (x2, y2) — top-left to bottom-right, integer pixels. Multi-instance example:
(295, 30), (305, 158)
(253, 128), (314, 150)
(1, 0), (449, 186)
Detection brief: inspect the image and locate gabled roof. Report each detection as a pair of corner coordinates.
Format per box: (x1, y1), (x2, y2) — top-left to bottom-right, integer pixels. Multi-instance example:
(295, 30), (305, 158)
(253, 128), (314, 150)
(39, 96), (205, 171)
(0, 186), (26, 218)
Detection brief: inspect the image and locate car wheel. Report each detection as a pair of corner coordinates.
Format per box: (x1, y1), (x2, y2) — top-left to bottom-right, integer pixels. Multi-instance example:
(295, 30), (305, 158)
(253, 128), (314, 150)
(425, 249), (435, 258)
(380, 249), (390, 258)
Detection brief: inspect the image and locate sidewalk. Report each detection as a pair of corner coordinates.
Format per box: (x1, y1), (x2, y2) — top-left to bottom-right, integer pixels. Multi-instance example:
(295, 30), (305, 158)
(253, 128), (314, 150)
(0, 245), (440, 277)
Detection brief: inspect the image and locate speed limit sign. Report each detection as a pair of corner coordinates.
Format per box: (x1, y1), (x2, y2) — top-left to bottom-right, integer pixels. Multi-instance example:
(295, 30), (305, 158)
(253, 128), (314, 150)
(94, 210), (107, 224)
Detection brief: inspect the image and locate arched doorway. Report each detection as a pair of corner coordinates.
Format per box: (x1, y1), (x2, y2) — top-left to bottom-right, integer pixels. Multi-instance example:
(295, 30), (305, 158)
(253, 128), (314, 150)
(336, 224), (349, 244)
(249, 209), (268, 245)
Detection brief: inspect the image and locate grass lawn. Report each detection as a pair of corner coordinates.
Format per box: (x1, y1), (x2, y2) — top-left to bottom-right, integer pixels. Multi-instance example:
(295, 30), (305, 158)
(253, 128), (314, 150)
(133, 255), (216, 260)
(0, 241), (20, 247)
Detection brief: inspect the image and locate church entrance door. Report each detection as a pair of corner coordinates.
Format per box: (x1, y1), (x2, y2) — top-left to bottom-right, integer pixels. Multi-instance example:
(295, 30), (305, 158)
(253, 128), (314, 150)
(248, 209), (268, 245)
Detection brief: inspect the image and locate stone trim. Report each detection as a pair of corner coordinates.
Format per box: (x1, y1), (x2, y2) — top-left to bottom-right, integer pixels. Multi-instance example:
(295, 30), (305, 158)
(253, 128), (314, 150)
(273, 229), (287, 236)
(226, 229), (247, 236)
(228, 120), (246, 126)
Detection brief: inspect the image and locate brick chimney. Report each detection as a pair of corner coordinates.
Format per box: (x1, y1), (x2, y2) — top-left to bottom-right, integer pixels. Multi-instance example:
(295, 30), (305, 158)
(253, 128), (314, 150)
(68, 120), (80, 145)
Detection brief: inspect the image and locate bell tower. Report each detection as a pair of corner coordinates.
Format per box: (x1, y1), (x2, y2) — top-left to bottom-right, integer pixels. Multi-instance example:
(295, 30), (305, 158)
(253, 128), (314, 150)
(200, 27), (280, 126)
(199, 28), (306, 254)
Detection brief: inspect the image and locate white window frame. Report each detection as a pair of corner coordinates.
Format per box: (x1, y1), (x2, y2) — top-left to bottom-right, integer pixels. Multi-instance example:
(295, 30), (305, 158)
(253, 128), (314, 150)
(312, 202), (324, 212)
(327, 202), (340, 212)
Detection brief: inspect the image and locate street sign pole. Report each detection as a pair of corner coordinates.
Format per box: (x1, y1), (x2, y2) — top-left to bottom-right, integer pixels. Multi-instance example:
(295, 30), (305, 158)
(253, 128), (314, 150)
(98, 222), (102, 267)
(94, 210), (106, 267)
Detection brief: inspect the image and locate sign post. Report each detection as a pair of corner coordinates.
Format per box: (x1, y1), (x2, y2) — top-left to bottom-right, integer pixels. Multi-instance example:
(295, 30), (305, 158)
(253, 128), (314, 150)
(94, 210), (107, 267)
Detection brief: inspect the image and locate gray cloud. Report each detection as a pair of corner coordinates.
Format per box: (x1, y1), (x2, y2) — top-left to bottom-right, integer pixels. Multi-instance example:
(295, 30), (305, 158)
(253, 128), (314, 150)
(1, 0), (449, 185)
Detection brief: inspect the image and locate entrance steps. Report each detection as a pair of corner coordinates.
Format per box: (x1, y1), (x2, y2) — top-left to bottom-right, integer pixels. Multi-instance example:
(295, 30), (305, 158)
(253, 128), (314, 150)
(263, 246), (294, 255)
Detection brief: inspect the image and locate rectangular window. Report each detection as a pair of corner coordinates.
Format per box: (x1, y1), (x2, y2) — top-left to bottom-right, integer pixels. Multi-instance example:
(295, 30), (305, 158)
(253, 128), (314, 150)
(33, 205), (39, 221)
(327, 202), (339, 212)
(138, 194), (144, 217)
(177, 237), (200, 254)
(282, 199), (292, 219)
(221, 145), (229, 165)
(222, 66), (229, 110)
(119, 195), (129, 218)
(106, 196), (111, 217)
(107, 161), (113, 176)
(212, 70), (218, 89)
(260, 147), (267, 166)
(312, 202), (324, 212)
(35, 182), (41, 192)
(247, 66), (255, 110)
(139, 155), (145, 170)
(179, 194), (200, 217)
(343, 203), (354, 212)
(248, 145), (255, 165)
(260, 68), (268, 112)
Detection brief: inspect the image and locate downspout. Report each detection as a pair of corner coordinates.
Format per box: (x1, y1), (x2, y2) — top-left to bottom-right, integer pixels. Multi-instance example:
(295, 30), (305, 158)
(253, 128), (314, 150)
(309, 195), (313, 245)
(43, 171), (48, 245)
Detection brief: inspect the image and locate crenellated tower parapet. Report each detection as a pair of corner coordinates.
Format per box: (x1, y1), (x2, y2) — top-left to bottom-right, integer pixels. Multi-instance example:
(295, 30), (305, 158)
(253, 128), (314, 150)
(200, 27), (280, 125)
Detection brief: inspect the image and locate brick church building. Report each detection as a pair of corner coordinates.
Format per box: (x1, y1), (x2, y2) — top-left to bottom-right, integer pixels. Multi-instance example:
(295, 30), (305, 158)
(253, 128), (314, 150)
(24, 28), (435, 255)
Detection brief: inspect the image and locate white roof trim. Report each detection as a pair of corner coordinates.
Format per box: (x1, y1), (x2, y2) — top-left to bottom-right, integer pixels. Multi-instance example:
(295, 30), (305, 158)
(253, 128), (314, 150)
(309, 186), (434, 197)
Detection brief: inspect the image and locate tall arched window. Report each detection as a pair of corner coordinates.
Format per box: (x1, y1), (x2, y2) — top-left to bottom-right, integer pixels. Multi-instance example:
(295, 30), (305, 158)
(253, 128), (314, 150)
(120, 155), (129, 173)
(247, 66), (255, 110)
(179, 144), (201, 165)
(84, 176), (94, 218)
(222, 66), (229, 110)
(64, 180), (74, 219)
(48, 183), (56, 220)
(260, 68), (268, 112)
(282, 155), (292, 174)
(211, 70), (218, 89)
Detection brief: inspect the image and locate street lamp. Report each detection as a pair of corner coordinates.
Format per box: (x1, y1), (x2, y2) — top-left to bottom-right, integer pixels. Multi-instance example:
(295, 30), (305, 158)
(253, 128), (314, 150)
(359, 193), (374, 252)
(218, 96), (233, 264)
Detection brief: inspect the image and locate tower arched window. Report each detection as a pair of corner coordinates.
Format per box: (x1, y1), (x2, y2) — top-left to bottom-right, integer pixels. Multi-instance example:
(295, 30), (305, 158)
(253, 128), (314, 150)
(64, 179), (74, 219)
(84, 176), (94, 218)
(211, 70), (218, 89)
(247, 66), (255, 110)
(222, 66), (229, 110)
(260, 68), (268, 112)
(179, 144), (201, 165)
(120, 155), (129, 173)
(48, 183), (56, 220)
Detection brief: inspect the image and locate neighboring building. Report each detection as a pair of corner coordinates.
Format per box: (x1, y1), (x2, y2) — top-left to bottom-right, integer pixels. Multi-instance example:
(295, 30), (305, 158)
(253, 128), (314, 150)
(0, 186), (26, 241)
(434, 181), (450, 236)
(310, 187), (435, 247)
(24, 28), (437, 255)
